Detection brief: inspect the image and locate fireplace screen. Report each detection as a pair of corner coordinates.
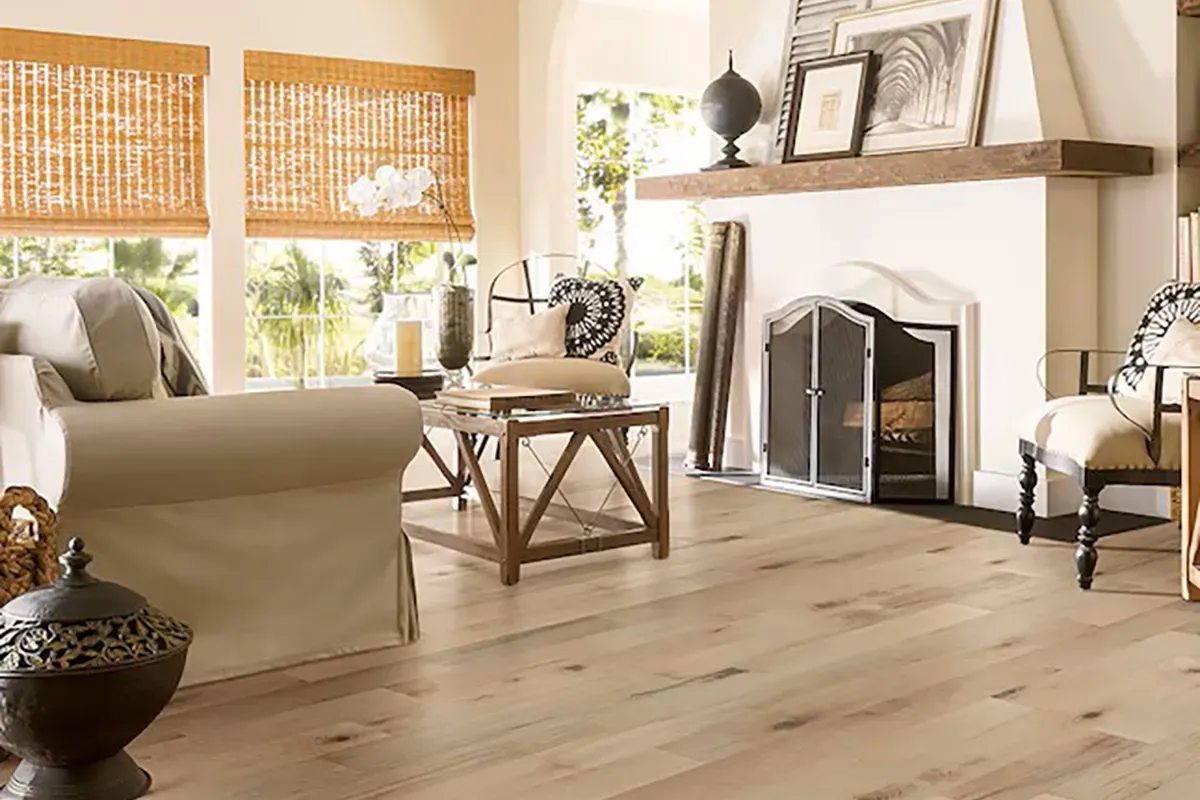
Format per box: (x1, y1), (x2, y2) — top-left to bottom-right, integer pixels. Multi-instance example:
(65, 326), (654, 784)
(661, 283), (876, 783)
(762, 297), (956, 503)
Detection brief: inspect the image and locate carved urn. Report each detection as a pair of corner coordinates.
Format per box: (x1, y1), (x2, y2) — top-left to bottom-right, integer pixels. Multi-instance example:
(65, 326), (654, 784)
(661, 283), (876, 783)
(0, 539), (192, 800)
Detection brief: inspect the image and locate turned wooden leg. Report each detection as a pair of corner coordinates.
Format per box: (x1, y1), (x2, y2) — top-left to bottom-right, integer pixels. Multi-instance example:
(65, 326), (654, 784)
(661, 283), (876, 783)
(1016, 454), (1037, 546)
(1076, 487), (1102, 590)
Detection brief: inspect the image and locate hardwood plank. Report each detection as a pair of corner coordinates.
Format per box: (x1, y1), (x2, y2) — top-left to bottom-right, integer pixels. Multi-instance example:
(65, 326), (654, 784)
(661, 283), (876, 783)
(635, 140), (1155, 202)
(130, 471), (1189, 800)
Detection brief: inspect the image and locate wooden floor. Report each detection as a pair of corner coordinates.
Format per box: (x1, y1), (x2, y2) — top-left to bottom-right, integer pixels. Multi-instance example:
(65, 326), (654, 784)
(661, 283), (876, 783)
(113, 471), (1200, 798)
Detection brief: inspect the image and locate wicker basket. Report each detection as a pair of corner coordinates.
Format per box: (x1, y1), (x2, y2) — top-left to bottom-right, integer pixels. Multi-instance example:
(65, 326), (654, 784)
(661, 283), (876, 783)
(0, 486), (59, 607)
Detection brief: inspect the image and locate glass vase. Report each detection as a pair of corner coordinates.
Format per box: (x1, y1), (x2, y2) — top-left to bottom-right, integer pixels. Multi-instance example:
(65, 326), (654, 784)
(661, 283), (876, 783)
(435, 284), (474, 372)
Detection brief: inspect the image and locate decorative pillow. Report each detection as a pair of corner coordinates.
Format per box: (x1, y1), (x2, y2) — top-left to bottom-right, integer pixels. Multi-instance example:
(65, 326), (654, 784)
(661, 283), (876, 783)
(548, 275), (642, 368)
(1133, 317), (1200, 405)
(490, 303), (569, 362)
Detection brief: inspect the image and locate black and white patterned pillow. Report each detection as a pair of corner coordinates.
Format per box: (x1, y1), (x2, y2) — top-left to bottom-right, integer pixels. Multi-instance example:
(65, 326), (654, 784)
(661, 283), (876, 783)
(1116, 282), (1200, 395)
(548, 275), (642, 368)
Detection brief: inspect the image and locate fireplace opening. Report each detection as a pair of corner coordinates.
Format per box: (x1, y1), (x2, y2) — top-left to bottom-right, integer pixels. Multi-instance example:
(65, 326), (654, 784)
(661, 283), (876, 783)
(761, 296), (957, 503)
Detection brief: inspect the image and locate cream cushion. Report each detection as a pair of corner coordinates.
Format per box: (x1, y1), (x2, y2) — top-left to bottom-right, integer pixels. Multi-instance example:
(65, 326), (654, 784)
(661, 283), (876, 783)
(1022, 394), (1180, 471)
(491, 304), (569, 362)
(474, 357), (631, 397)
(1134, 318), (1200, 405)
(0, 275), (162, 401)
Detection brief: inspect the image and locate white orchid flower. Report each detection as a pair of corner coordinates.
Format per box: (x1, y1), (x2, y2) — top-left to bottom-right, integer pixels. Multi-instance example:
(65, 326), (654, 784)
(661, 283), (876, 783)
(347, 175), (380, 217)
(407, 166), (434, 194)
(377, 170), (409, 211)
(373, 164), (398, 184)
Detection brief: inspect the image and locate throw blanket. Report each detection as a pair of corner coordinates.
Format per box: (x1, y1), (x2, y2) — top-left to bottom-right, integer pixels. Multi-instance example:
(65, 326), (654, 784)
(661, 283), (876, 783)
(132, 287), (209, 397)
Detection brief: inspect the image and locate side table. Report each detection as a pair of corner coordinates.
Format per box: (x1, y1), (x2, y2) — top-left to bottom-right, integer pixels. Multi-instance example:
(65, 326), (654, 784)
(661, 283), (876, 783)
(402, 398), (670, 586)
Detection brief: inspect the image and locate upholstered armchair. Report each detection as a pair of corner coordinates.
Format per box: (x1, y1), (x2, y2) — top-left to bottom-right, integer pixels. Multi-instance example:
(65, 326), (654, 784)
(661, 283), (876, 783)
(473, 253), (636, 397)
(1017, 282), (1199, 589)
(0, 275), (423, 684)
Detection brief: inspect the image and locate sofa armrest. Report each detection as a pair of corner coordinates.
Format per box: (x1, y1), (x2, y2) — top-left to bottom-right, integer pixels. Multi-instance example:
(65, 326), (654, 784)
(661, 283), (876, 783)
(54, 386), (422, 511)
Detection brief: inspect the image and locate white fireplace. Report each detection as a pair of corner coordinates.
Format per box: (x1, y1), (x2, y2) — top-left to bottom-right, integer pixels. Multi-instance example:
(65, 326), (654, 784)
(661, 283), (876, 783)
(707, 177), (1100, 516)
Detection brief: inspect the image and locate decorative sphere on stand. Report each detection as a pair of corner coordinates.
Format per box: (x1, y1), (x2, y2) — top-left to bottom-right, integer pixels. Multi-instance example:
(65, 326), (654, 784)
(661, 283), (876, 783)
(701, 51), (763, 171)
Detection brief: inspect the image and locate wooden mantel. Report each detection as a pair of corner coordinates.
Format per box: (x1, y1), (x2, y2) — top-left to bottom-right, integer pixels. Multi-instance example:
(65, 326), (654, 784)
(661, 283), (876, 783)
(634, 140), (1153, 202)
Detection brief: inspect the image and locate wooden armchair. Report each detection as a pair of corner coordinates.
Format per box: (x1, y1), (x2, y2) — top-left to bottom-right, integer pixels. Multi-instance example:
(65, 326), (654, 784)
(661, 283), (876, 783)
(1017, 282), (1200, 589)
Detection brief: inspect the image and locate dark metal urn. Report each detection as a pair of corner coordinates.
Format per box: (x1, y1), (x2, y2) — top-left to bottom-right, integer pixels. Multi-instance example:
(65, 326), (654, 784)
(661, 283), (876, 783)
(701, 51), (764, 171)
(0, 539), (192, 800)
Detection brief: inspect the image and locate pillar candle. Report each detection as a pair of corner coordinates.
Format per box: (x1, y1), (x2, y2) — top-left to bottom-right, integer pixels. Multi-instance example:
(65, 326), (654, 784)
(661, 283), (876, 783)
(394, 320), (423, 376)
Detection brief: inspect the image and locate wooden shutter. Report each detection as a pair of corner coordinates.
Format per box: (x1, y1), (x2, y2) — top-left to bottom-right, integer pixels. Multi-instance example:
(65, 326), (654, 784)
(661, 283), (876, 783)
(772, 0), (867, 157)
(244, 51), (476, 241)
(0, 28), (209, 236)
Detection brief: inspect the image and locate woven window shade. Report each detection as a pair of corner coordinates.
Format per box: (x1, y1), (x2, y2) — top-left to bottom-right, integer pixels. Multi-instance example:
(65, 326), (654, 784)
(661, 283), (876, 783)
(244, 51), (476, 241)
(0, 28), (209, 236)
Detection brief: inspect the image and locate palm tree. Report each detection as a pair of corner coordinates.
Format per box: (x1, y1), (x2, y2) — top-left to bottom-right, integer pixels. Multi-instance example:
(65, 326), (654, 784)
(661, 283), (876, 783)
(247, 242), (348, 388)
(112, 238), (199, 315)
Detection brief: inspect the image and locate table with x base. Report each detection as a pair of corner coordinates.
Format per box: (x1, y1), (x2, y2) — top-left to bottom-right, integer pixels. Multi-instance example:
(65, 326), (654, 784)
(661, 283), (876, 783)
(402, 399), (670, 585)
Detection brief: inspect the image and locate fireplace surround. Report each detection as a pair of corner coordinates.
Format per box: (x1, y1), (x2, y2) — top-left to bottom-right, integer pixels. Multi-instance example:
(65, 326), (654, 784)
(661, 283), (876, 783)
(761, 296), (957, 503)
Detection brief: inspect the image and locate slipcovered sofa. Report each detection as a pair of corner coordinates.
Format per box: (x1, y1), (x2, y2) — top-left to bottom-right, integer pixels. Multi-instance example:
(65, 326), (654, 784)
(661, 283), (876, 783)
(0, 275), (423, 685)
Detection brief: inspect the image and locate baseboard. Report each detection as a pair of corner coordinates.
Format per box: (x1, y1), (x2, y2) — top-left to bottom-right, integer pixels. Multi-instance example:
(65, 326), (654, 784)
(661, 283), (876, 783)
(972, 469), (1171, 519)
(972, 469), (1081, 518)
(1099, 485), (1171, 519)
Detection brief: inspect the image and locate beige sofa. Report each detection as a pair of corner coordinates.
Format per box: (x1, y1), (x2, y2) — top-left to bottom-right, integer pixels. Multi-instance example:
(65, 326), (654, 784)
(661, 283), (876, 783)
(0, 276), (423, 685)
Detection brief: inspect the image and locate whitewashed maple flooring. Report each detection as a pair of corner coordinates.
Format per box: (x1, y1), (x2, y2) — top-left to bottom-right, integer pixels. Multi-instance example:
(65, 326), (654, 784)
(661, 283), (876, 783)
(43, 461), (1200, 798)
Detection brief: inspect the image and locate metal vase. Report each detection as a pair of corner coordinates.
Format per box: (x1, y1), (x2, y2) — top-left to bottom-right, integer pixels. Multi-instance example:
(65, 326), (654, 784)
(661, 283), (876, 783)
(435, 284), (474, 371)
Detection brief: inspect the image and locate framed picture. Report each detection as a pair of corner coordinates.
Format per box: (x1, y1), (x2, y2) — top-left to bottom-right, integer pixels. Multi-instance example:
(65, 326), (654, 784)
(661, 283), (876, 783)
(832, 0), (998, 155)
(783, 52), (875, 162)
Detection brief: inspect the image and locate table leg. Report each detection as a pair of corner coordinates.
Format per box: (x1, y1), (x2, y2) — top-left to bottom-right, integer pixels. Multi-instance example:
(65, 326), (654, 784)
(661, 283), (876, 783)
(452, 434), (468, 512)
(652, 406), (670, 559)
(500, 429), (522, 585)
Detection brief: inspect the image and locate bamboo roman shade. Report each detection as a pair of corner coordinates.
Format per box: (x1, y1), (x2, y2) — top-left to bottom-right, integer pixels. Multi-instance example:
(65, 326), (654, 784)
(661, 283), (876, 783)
(244, 51), (476, 241)
(0, 28), (209, 236)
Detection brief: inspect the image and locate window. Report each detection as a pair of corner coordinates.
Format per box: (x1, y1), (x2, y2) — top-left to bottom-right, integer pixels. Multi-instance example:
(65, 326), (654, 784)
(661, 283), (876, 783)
(1, 236), (201, 352)
(243, 51), (477, 389)
(0, 28), (209, 235)
(576, 89), (706, 378)
(245, 239), (453, 390)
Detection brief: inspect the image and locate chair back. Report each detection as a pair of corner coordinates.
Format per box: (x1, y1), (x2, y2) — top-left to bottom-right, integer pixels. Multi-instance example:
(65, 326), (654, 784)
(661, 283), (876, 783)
(483, 253), (595, 337)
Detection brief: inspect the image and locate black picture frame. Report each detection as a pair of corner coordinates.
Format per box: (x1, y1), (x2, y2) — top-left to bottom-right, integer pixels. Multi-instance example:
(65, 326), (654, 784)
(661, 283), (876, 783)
(782, 51), (875, 163)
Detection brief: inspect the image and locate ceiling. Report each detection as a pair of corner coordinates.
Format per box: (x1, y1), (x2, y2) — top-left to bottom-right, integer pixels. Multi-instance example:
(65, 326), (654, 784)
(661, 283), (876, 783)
(580, 0), (707, 18)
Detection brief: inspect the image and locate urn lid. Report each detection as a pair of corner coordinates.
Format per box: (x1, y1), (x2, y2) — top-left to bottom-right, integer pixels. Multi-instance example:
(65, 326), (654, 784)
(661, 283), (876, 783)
(0, 539), (192, 674)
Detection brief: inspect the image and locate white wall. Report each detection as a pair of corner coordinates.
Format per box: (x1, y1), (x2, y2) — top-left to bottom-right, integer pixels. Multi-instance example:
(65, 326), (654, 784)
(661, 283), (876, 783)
(701, 0), (1182, 513)
(3, 0), (523, 393)
(572, 2), (709, 93)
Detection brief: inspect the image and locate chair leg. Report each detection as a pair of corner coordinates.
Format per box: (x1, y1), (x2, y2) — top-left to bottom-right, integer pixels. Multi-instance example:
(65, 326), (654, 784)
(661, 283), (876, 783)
(1076, 486), (1102, 590)
(1016, 454), (1037, 545)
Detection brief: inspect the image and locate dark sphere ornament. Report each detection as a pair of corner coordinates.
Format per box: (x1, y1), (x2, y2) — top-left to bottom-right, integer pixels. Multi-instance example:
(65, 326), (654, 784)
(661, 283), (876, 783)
(701, 51), (763, 171)
(0, 538), (191, 800)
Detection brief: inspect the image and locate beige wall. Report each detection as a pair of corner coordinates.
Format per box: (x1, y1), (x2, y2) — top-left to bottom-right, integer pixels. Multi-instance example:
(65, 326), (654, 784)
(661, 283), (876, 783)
(3, 0), (523, 392)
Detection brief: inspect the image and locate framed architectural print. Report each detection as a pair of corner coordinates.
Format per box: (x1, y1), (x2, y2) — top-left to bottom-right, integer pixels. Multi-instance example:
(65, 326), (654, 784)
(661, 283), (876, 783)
(783, 52), (875, 162)
(831, 0), (998, 155)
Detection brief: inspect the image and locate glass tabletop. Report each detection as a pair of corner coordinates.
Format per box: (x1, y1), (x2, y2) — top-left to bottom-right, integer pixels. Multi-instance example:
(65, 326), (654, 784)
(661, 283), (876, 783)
(423, 393), (664, 420)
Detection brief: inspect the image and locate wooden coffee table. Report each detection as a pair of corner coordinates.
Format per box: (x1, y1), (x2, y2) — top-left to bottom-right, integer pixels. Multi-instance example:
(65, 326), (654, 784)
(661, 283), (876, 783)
(402, 395), (670, 585)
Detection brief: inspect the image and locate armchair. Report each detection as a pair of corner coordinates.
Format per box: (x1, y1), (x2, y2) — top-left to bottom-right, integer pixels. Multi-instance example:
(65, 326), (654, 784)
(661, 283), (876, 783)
(473, 253), (635, 397)
(1017, 282), (1199, 590)
(0, 275), (423, 684)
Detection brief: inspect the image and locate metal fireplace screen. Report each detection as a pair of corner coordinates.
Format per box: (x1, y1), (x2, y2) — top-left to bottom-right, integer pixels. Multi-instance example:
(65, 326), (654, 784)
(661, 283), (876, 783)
(762, 297), (956, 503)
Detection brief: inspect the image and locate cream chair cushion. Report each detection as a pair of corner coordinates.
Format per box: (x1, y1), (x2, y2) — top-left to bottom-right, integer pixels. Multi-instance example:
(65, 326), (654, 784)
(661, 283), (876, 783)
(1022, 394), (1180, 471)
(0, 275), (162, 401)
(474, 357), (631, 397)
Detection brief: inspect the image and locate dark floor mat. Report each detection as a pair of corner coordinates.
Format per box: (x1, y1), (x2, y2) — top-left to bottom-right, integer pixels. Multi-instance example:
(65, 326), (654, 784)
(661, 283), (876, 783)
(673, 461), (1168, 544)
(880, 503), (1168, 543)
